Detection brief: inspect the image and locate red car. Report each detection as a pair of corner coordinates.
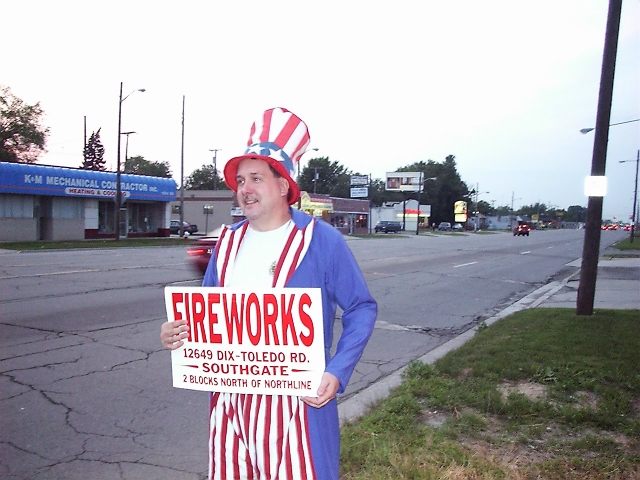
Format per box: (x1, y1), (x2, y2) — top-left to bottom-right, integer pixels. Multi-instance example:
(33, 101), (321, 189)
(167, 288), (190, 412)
(187, 227), (221, 274)
(513, 224), (531, 236)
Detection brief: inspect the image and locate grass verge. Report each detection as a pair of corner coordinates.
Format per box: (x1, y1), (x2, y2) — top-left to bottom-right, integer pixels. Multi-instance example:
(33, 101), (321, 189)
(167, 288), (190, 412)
(341, 308), (640, 479)
(610, 235), (640, 253)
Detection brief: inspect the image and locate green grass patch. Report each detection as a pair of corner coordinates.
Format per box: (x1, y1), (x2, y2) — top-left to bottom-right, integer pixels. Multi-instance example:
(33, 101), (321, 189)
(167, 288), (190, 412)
(341, 308), (640, 479)
(0, 237), (195, 250)
(611, 235), (640, 252)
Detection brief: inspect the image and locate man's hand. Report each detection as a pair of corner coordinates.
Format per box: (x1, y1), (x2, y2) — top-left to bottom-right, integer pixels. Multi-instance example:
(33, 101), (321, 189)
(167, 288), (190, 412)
(301, 372), (340, 408)
(160, 320), (189, 350)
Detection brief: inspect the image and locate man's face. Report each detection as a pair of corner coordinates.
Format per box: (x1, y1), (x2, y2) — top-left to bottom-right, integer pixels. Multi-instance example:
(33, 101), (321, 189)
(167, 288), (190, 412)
(235, 158), (289, 224)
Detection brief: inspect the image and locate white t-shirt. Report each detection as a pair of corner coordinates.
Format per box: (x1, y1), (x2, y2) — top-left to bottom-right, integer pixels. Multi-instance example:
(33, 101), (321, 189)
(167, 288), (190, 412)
(226, 220), (294, 288)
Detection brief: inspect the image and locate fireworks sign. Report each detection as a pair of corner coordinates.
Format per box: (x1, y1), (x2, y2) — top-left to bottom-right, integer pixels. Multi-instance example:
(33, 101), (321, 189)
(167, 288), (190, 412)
(164, 287), (325, 396)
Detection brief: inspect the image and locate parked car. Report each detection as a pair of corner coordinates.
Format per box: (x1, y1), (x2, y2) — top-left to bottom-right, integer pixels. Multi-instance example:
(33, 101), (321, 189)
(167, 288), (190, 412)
(453, 223), (464, 231)
(438, 222), (452, 231)
(374, 220), (402, 233)
(170, 220), (198, 235)
(187, 227), (221, 274)
(513, 223), (531, 236)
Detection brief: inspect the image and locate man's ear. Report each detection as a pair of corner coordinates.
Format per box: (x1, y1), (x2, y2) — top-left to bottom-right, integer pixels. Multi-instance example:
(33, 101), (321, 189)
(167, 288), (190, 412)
(279, 178), (290, 197)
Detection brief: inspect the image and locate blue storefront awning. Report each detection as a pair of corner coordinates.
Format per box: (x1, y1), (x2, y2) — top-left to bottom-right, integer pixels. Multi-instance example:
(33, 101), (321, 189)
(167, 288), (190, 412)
(0, 162), (177, 202)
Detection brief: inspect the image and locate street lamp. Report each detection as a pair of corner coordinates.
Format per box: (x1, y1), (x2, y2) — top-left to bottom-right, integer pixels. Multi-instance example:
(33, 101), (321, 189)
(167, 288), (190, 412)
(580, 118), (639, 134)
(416, 174), (436, 235)
(297, 148), (319, 183)
(619, 150), (640, 243)
(209, 148), (221, 190)
(115, 83), (145, 241)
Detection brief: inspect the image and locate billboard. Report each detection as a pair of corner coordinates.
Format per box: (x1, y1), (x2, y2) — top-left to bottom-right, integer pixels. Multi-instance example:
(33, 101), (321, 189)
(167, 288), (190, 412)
(385, 172), (423, 192)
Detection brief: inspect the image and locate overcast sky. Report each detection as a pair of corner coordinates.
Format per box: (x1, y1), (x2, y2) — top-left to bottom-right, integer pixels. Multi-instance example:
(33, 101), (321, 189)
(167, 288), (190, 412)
(4, 0), (639, 220)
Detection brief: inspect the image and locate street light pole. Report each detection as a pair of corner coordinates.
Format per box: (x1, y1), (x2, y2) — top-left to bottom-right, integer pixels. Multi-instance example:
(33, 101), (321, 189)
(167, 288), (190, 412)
(115, 83), (145, 241)
(620, 150), (640, 243)
(416, 175), (436, 235)
(209, 148), (221, 190)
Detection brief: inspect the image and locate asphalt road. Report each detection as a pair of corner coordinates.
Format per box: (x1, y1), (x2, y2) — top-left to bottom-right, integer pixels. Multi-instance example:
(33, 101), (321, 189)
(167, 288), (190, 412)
(0, 228), (627, 479)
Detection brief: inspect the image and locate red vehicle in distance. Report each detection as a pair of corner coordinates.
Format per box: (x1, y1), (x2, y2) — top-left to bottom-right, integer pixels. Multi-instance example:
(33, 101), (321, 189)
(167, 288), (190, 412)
(513, 223), (531, 236)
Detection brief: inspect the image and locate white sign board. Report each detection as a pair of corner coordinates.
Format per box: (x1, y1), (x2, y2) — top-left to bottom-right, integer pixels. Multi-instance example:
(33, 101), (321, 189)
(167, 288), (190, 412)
(350, 187), (368, 198)
(164, 287), (325, 396)
(584, 176), (607, 197)
(350, 175), (369, 186)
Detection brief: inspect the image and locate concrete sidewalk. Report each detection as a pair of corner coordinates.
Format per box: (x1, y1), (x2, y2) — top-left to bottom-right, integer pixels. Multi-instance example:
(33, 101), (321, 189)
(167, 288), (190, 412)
(338, 253), (640, 424)
(536, 256), (640, 310)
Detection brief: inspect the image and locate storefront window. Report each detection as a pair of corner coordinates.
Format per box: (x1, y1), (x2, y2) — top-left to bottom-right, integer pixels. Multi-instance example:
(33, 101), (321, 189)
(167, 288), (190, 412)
(98, 202), (115, 234)
(128, 203), (156, 233)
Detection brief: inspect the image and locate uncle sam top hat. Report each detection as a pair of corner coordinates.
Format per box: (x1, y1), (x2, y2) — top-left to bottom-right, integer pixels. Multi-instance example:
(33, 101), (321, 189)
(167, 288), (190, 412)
(224, 107), (311, 205)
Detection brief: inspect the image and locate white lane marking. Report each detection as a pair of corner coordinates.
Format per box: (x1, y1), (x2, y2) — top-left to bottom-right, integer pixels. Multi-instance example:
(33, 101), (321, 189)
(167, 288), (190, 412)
(453, 261), (478, 268)
(521, 251), (531, 255)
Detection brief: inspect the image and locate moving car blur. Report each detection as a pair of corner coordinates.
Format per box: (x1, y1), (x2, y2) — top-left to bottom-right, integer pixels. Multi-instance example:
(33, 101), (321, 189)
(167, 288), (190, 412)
(187, 226), (221, 274)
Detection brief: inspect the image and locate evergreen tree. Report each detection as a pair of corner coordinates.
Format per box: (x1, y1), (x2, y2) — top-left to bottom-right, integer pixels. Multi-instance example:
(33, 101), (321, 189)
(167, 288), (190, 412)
(81, 128), (106, 171)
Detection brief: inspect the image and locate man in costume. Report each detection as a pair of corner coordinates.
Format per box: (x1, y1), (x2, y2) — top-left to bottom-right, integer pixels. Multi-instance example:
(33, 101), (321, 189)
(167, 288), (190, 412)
(161, 107), (377, 480)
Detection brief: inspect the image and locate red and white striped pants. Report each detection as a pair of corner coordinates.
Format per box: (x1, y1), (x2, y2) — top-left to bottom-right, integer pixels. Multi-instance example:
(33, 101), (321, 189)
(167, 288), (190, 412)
(209, 392), (317, 480)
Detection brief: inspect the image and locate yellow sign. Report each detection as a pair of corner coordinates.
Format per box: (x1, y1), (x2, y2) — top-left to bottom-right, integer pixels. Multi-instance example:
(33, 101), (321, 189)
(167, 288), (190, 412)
(297, 191), (333, 217)
(454, 201), (467, 222)
(454, 201), (467, 214)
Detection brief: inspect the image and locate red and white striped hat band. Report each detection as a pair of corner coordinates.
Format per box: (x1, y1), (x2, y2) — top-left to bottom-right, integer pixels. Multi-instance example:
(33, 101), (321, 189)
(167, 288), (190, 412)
(224, 108), (311, 205)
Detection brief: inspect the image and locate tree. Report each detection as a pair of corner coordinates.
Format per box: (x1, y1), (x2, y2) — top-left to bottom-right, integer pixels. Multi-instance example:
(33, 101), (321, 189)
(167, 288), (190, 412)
(394, 156), (471, 225)
(185, 164), (228, 190)
(123, 156), (172, 177)
(476, 200), (493, 216)
(0, 85), (49, 163)
(298, 157), (350, 196)
(493, 205), (512, 216)
(564, 205), (587, 223)
(519, 202), (549, 217)
(81, 128), (106, 171)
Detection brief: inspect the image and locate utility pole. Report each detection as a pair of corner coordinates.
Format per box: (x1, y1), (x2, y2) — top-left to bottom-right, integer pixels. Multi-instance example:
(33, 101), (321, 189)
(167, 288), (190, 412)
(180, 95), (185, 237)
(577, 0), (622, 315)
(313, 167), (319, 194)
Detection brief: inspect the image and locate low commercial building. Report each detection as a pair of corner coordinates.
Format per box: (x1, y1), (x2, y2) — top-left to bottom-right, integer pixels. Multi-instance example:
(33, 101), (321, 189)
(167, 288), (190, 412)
(172, 189), (236, 235)
(0, 162), (176, 242)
